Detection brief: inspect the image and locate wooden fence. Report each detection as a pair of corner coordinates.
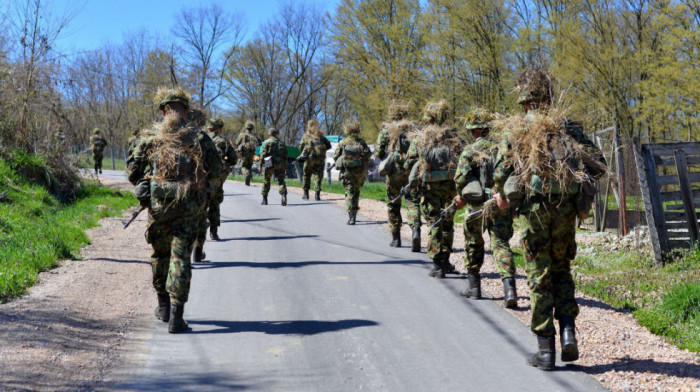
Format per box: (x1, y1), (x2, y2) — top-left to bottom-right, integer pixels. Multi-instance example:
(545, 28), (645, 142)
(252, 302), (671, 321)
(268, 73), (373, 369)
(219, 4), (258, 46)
(633, 139), (700, 265)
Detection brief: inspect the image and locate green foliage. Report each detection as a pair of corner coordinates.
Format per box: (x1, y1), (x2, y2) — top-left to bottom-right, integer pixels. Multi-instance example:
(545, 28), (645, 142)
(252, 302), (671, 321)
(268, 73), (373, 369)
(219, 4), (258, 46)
(574, 247), (700, 352)
(0, 158), (136, 302)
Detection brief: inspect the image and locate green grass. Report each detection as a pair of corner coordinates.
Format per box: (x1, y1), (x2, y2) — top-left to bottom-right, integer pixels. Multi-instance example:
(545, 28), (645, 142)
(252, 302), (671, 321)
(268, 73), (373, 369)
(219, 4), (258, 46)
(574, 247), (700, 352)
(229, 174), (389, 202)
(0, 158), (136, 302)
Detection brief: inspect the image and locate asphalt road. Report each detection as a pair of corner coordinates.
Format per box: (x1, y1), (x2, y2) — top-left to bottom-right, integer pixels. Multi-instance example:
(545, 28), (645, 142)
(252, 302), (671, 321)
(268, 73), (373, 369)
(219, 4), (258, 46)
(105, 171), (605, 392)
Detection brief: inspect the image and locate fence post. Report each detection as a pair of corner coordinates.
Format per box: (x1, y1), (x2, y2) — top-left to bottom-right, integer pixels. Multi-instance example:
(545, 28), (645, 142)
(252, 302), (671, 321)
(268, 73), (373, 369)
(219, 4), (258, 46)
(673, 149), (699, 247)
(633, 138), (665, 266)
(614, 125), (628, 236)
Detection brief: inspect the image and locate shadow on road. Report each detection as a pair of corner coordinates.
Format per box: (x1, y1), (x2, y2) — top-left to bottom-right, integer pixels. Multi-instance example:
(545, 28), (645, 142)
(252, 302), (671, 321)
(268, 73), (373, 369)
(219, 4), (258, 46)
(220, 218), (281, 224)
(566, 358), (700, 380)
(218, 235), (318, 242)
(284, 202), (328, 207)
(93, 257), (149, 264)
(187, 319), (379, 335)
(193, 259), (425, 269)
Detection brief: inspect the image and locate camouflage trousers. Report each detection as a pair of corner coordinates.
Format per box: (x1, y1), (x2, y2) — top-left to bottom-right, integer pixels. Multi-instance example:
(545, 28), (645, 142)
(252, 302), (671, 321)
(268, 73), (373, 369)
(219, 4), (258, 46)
(302, 159), (325, 192)
(341, 169), (366, 212)
(521, 197), (579, 337)
(145, 198), (200, 306)
(240, 155), (255, 178)
(420, 180), (456, 260)
(385, 174), (421, 232)
(195, 181), (218, 247)
(463, 205), (515, 279)
(93, 151), (104, 171)
(262, 167), (287, 196)
(207, 179), (225, 228)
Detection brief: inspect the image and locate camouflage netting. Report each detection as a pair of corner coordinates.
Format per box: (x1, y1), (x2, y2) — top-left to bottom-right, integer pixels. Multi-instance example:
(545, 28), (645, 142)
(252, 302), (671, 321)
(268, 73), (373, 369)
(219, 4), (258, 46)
(462, 107), (494, 130)
(155, 86), (191, 110)
(344, 119), (361, 136)
(515, 67), (554, 104)
(244, 120), (255, 130)
(492, 107), (607, 196)
(385, 119), (419, 152)
(146, 112), (205, 204)
(422, 100), (450, 124)
(387, 99), (411, 120)
(186, 109), (207, 127)
(414, 124), (464, 176)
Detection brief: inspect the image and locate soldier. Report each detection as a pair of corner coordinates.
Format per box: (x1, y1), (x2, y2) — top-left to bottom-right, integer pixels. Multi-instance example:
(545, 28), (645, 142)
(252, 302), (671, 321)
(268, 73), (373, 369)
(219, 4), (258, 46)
(492, 67), (605, 369)
(127, 129), (140, 159)
(298, 119), (332, 201)
(376, 100), (422, 250)
(207, 118), (238, 240)
(333, 120), (371, 225)
(260, 127), (288, 206)
(452, 108), (517, 308)
(90, 129), (108, 174)
(188, 109), (224, 263)
(236, 120), (261, 186)
(127, 87), (222, 333)
(404, 100), (462, 278)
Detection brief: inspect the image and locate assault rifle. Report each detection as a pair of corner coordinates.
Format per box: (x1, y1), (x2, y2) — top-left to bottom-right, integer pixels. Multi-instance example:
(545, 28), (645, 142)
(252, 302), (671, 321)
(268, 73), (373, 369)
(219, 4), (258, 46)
(431, 202), (486, 229)
(123, 206), (147, 229)
(390, 184), (412, 204)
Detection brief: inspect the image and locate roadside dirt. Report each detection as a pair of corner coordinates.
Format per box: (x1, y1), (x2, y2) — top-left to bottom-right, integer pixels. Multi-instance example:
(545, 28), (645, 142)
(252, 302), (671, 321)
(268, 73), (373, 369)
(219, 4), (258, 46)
(1, 178), (698, 392)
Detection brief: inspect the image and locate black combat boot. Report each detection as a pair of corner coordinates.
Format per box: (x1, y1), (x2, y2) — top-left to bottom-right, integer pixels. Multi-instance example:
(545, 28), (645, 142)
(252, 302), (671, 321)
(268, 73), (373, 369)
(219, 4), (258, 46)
(281, 194), (287, 206)
(527, 335), (555, 370)
(461, 273), (481, 299)
(245, 174), (251, 186)
(503, 277), (517, 309)
(315, 190), (321, 201)
(261, 195), (268, 205)
(428, 258), (446, 279)
(411, 226), (421, 252)
(302, 190), (309, 200)
(168, 304), (189, 334)
(389, 230), (401, 248)
(210, 226), (220, 241)
(193, 246), (205, 262)
(442, 259), (456, 274)
(154, 293), (170, 322)
(347, 210), (356, 225)
(559, 316), (579, 362)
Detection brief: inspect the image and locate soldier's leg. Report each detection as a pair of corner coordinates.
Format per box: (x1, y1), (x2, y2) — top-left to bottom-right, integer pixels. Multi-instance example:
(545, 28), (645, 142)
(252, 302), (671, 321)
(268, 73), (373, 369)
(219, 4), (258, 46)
(490, 209), (515, 279)
(351, 171), (363, 211)
(420, 192), (441, 260)
(385, 178), (403, 233)
(550, 200), (579, 320)
(166, 206), (199, 306)
(262, 169), (272, 196)
(277, 168), (287, 195)
(146, 215), (173, 296)
(302, 161), (312, 192)
(522, 206), (556, 337)
(463, 214), (485, 275)
(208, 183), (224, 240)
(406, 188), (422, 228)
(313, 162), (324, 192)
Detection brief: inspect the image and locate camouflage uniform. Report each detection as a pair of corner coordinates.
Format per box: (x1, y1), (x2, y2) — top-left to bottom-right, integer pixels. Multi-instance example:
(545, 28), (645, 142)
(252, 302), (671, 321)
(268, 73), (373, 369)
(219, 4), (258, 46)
(207, 118), (238, 239)
(90, 130), (107, 174)
(260, 129), (288, 205)
(333, 120), (371, 224)
(298, 122), (332, 198)
(493, 69), (605, 368)
(376, 115), (422, 250)
(236, 121), (261, 185)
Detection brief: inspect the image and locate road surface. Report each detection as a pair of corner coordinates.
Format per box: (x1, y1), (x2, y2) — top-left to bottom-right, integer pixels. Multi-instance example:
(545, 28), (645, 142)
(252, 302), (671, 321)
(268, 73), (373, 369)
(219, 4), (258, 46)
(103, 171), (604, 391)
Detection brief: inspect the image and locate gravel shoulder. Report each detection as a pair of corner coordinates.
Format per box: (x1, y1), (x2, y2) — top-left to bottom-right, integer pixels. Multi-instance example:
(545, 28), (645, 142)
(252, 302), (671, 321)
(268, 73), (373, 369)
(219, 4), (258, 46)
(1, 178), (698, 392)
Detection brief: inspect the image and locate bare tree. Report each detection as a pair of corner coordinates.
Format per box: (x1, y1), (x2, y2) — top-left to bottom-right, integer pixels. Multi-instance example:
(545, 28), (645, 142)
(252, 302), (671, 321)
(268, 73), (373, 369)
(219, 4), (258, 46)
(172, 3), (245, 109)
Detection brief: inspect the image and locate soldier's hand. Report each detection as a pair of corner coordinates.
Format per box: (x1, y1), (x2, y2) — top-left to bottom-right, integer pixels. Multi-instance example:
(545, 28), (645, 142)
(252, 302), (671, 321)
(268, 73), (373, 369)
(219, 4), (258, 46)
(453, 195), (467, 210)
(494, 193), (509, 210)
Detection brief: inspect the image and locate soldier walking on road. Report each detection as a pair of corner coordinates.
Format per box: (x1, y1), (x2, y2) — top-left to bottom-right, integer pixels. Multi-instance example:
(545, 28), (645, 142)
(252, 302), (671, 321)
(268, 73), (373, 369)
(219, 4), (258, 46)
(189, 109), (224, 263)
(207, 118), (237, 240)
(236, 120), (261, 186)
(333, 120), (371, 225)
(298, 119), (332, 201)
(452, 108), (517, 307)
(376, 100), (422, 250)
(404, 100), (462, 278)
(260, 127), (288, 206)
(492, 67), (606, 369)
(90, 129), (107, 175)
(127, 87), (223, 334)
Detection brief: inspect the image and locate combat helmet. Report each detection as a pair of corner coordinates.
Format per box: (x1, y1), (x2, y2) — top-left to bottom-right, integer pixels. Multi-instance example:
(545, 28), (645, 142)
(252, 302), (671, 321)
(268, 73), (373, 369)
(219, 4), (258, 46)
(463, 107), (493, 130)
(267, 127), (279, 135)
(207, 118), (224, 130)
(155, 86), (190, 111)
(422, 100), (450, 124)
(244, 120), (255, 131)
(515, 67), (553, 105)
(93, 128), (101, 134)
(388, 100), (410, 121)
(343, 119), (361, 136)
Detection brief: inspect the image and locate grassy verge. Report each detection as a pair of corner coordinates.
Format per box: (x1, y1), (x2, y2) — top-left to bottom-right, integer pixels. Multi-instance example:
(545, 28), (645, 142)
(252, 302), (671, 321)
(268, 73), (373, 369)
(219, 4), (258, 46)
(229, 174), (389, 202)
(0, 158), (136, 302)
(574, 246), (700, 352)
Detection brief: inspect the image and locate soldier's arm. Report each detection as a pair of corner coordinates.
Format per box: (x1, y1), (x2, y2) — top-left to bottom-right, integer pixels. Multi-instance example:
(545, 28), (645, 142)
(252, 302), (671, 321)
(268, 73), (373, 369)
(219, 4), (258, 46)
(201, 134), (224, 181)
(227, 141), (238, 165)
(279, 142), (288, 161)
(453, 150), (474, 191)
(492, 138), (514, 197)
(362, 140), (371, 160)
(323, 137), (331, 150)
(332, 141), (343, 161)
(375, 129), (388, 160)
(403, 139), (419, 172)
(127, 139), (147, 185)
(298, 135), (306, 151)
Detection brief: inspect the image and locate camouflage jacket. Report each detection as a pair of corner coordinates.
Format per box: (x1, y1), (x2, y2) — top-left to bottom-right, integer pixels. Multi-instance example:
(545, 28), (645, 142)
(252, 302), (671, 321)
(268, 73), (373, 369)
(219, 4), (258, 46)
(299, 134), (331, 161)
(333, 136), (370, 170)
(236, 131), (261, 156)
(454, 136), (496, 205)
(91, 135), (108, 153)
(260, 135), (288, 169)
(209, 131), (238, 175)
